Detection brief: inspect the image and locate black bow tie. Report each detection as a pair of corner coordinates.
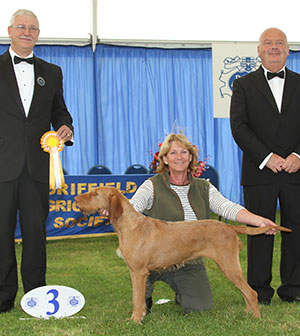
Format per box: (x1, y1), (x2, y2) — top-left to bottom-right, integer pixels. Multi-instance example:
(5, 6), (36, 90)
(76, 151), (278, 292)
(267, 70), (285, 80)
(14, 55), (34, 65)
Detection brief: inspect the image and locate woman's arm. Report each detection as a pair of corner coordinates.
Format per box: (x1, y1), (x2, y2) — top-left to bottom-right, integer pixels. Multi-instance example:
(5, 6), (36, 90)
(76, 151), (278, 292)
(129, 179), (154, 212)
(209, 183), (244, 220)
(208, 183), (278, 235)
(98, 179), (154, 216)
(236, 208), (277, 234)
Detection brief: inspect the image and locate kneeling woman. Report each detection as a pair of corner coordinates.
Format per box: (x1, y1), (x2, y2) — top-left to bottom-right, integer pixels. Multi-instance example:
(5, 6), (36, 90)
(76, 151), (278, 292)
(130, 133), (277, 314)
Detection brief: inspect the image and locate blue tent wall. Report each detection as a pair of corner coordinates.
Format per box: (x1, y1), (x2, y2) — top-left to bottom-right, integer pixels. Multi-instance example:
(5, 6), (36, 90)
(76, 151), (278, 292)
(1, 44), (300, 204)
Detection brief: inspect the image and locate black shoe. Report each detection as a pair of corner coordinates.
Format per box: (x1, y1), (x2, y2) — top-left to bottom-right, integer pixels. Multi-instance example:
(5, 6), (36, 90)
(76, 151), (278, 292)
(0, 300), (14, 313)
(280, 296), (300, 303)
(258, 298), (271, 305)
(175, 293), (180, 305)
(145, 296), (153, 315)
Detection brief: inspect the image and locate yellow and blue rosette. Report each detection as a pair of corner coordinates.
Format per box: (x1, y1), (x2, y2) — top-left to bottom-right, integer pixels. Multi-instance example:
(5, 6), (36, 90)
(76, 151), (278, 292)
(40, 131), (65, 190)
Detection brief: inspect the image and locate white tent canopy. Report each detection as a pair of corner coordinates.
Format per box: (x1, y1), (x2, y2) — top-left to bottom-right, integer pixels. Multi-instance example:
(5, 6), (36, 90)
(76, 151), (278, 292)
(0, 0), (300, 49)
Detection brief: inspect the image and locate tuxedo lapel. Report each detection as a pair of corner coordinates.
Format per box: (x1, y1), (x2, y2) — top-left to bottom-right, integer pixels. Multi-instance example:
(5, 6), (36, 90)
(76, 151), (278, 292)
(0, 51), (25, 116)
(28, 56), (46, 118)
(251, 66), (279, 114)
(281, 68), (299, 114)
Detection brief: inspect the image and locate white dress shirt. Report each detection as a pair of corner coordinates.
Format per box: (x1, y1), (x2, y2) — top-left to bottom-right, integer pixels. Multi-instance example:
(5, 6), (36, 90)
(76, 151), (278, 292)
(9, 47), (34, 117)
(259, 66), (284, 170)
(263, 65), (285, 112)
(259, 66), (300, 169)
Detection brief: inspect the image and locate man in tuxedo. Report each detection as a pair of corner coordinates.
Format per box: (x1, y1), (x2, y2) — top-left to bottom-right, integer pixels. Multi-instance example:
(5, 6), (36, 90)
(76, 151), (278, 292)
(0, 9), (74, 313)
(230, 28), (300, 305)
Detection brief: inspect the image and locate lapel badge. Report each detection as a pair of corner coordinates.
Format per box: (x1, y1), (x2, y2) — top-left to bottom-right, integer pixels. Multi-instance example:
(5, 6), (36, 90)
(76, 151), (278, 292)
(37, 76), (46, 87)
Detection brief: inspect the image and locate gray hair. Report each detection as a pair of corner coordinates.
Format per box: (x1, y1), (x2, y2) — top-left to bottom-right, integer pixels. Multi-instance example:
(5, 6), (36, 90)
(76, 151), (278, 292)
(10, 9), (39, 28)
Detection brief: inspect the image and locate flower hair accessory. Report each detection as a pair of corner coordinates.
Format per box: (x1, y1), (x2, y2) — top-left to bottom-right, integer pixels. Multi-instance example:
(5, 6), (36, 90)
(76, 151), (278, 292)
(193, 158), (208, 177)
(149, 143), (162, 173)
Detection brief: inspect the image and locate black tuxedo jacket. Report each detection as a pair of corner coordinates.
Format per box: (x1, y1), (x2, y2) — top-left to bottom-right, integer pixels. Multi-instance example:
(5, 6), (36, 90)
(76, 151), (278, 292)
(0, 50), (73, 183)
(230, 65), (300, 186)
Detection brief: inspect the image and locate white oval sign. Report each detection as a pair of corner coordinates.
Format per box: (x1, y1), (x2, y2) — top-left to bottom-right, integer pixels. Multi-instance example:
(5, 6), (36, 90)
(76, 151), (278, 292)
(21, 285), (85, 319)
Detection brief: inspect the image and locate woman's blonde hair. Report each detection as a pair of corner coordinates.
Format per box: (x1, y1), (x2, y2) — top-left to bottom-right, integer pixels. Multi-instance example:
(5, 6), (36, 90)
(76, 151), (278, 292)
(156, 133), (198, 174)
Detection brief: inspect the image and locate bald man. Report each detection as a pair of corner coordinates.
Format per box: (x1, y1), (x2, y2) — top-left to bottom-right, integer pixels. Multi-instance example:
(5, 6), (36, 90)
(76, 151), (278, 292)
(230, 28), (300, 305)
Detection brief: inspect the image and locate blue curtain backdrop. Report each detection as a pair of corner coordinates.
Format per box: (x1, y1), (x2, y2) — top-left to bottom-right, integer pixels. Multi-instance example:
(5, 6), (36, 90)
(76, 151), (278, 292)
(1, 44), (300, 204)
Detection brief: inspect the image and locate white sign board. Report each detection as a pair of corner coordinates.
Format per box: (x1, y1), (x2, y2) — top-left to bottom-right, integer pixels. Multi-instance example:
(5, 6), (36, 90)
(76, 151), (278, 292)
(212, 42), (260, 118)
(21, 285), (85, 319)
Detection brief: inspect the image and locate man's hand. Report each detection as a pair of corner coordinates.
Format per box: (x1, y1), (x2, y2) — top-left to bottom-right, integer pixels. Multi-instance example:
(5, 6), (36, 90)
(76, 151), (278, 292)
(57, 125), (73, 142)
(282, 154), (300, 174)
(266, 154), (286, 173)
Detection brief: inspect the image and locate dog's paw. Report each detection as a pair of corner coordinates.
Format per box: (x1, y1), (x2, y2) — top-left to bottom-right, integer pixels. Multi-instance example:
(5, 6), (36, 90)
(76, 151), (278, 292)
(130, 311), (146, 324)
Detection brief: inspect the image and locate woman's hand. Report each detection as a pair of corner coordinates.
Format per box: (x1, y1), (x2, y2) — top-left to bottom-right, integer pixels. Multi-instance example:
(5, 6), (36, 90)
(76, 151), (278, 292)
(254, 216), (278, 235)
(236, 209), (278, 235)
(98, 208), (110, 217)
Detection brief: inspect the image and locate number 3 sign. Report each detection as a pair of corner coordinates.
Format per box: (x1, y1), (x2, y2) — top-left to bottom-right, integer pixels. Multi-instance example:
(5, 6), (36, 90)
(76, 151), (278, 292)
(21, 285), (85, 318)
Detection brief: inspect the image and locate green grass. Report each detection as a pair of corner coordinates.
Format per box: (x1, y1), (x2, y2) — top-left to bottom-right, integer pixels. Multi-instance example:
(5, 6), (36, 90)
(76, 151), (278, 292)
(1, 212), (300, 335)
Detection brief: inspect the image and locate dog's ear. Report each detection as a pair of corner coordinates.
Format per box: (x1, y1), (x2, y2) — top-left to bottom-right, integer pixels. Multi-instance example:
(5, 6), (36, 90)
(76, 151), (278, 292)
(109, 190), (123, 222)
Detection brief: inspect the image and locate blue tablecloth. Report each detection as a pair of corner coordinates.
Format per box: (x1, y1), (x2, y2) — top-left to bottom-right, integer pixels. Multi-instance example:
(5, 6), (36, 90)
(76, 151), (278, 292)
(15, 174), (151, 240)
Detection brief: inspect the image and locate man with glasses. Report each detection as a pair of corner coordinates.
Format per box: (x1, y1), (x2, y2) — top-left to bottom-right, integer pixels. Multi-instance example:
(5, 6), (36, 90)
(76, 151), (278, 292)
(0, 9), (74, 313)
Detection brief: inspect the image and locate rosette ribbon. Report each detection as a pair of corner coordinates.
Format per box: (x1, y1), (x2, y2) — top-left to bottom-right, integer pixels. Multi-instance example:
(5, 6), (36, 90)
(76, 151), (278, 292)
(40, 131), (65, 190)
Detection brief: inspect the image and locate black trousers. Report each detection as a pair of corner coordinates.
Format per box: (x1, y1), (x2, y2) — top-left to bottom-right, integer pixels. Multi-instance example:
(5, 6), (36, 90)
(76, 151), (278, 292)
(244, 180), (300, 300)
(0, 164), (49, 301)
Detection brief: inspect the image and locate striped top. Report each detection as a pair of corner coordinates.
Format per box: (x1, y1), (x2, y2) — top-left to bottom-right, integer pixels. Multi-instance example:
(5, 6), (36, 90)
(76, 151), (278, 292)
(130, 179), (244, 221)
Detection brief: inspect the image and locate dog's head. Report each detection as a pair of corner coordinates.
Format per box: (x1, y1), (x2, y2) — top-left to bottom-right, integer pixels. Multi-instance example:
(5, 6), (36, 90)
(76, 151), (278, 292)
(75, 186), (123, 222)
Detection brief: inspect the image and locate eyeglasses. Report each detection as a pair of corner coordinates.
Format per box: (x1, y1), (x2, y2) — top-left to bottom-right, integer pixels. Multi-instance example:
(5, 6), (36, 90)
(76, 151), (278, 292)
(10, 25), (39, 33)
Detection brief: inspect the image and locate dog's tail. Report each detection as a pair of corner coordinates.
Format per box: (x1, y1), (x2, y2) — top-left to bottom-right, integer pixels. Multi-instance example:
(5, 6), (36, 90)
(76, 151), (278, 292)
(228, 224), (291, 235)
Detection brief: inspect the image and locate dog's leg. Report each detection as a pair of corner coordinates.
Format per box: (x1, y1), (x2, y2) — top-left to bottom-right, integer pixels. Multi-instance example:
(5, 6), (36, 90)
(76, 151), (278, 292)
(129, 269), (149, 323)
(213, 253), (260, 318)
(224, 266), (260, 318)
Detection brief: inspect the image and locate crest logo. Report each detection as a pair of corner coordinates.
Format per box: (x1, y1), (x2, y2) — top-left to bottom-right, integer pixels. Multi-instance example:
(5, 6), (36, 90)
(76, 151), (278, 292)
(25, 297), (39, 309)
(68, 296), (81, 307)
(218, 56), (261, 97)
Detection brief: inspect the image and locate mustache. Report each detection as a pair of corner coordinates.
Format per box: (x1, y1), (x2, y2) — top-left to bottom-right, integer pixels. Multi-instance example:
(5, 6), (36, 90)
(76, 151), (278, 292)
(20, 35), (33, 41)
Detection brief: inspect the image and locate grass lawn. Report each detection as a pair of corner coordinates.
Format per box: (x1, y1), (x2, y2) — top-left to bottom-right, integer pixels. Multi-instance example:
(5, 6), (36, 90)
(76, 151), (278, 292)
(0, 212), (299, 336)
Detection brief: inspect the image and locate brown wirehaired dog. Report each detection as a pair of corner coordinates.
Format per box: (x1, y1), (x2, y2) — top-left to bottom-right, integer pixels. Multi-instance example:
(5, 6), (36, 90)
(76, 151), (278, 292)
(75, 186), (290, 323)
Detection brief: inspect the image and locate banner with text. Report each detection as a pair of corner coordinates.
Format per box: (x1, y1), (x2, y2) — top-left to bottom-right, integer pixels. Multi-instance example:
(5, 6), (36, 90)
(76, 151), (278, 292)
(212, 42), (260, 118)
(15, 175), (151, 240)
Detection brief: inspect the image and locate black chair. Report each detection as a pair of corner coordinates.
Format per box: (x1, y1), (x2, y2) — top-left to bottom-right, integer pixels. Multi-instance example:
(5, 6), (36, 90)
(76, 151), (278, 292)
(201, 164), (227, 223)
(201, 164), (219, 189)
(124, 164), (149, 174)
(87, 165), (112, 175)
